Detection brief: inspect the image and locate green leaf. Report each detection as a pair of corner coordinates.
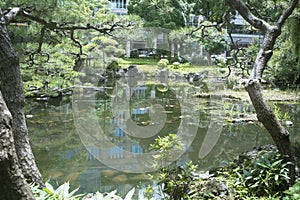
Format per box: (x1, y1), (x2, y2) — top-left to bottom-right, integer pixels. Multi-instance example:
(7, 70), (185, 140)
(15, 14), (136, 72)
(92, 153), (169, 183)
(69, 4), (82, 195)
(44, 182), (54, 194)
(42, 187), (53, 195)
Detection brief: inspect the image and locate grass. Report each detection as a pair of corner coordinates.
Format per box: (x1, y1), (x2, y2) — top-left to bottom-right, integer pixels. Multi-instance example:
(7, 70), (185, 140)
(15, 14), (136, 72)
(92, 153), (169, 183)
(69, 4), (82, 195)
(120, 57), (219, 75)
(120, 57), (159, 66)
(118, 58), (300, 102)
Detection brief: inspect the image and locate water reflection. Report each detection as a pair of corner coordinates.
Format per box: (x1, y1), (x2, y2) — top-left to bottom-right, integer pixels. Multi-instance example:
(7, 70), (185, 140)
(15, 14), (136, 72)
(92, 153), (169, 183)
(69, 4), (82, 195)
(26, 96), (300, 196)
(73, 66), (204, 173)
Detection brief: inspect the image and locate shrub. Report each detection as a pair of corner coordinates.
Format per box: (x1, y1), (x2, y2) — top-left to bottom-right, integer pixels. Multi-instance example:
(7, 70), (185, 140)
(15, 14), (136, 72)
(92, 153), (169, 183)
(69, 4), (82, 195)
(31, 182), (84, 200)
(222, 150), (292, 198)
(148, 145), (292, 199)
(171, 62), (180, 69)
(160, 59), (169, 65)
(107, 60), (120, 72)
(283, 180), (300, 200)
(31, 182), (135, 200)
(157, 60), (167, 68)
(157, 58), (169, 68)
(130, 49), (139, 58)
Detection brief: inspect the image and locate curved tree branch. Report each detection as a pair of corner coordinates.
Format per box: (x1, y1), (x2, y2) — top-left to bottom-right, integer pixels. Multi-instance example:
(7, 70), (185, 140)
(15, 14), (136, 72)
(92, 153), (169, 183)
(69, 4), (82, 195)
(70, 30), (83, 55)
(277, 0), (299, 27)
(225, 0), (272, 32)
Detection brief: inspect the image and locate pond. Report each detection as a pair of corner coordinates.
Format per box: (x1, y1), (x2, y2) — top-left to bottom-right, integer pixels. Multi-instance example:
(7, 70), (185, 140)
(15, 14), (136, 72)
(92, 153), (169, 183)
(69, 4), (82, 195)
(26, 79), (300, 197)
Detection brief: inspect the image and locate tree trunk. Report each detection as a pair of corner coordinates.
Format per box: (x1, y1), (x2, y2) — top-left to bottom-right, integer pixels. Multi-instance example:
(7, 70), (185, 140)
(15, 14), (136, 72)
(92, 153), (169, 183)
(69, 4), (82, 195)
(0, 19), (44, 186)
(226, 0), (299, 185)
(0, 92), (35, 200)
(246, 80), (295, 184)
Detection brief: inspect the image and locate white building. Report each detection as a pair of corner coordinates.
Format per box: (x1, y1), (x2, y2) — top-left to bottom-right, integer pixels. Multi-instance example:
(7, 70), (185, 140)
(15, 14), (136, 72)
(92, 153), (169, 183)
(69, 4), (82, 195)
(108, 0), (129, 16)
(227, 14), (263, 46)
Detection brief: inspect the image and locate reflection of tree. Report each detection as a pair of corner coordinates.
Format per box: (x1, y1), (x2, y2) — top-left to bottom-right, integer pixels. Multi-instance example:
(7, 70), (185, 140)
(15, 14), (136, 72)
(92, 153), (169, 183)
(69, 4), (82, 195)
(188, 118), (274, 170)
(27, 101), (88, 187)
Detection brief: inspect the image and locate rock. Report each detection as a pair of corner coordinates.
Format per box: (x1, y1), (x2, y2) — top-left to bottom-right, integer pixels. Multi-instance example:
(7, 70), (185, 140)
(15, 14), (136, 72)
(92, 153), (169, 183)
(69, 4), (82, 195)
(115, 68), (125, 78)
(286, 121), (293, 126)
(127, 65), (139, 77)
(219, 68), (227, 74)
(156, 68), (169, 83)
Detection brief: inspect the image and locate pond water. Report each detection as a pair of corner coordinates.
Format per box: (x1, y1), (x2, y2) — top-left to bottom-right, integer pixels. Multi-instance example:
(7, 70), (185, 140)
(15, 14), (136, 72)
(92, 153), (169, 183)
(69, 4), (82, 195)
(26, 83), (300, 197)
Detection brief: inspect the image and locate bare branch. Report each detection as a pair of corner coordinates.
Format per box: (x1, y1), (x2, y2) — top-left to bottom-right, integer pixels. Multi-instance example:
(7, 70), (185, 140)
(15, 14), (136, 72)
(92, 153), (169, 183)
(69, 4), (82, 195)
(225, 0), (272, 32)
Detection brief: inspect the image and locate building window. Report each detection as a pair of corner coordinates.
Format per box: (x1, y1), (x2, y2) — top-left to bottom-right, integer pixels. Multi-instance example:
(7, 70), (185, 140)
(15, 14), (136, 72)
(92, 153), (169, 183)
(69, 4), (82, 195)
(116, 128), (125, 137)
(87, 147), (100, 160)
(110, 0), (127, 9)
(132, 145), (142, 156)
(110, 146), (125, 159)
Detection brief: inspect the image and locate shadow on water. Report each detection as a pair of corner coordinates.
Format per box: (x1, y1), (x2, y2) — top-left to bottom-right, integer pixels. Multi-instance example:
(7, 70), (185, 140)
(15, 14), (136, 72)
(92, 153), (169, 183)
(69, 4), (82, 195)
(26, 90), (300, 195)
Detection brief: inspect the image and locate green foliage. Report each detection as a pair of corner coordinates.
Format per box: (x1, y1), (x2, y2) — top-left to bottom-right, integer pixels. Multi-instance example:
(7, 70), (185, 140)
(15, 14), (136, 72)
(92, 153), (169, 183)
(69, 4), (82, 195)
(31, 182), (135, 200)
(143, 185), (155, 200)
(89, 36), (125, 57)
(2, 0), (139, 97)
(269, 47), (300, 87)
(150, 133), (183, 165)
(31, 182), (84, 200)
(224, 151), (292, 198)
(121, 58), (158, 66)
(149, 161), (233, 199)
(283, 180), (300, 200)
(130, 49), (139, 58)
(128, 0), (228, 29)
(21, 38), (80, 97)
(107, 60), (121, 72)
(148, 134), (233, 199)
(148, 146), (294, 199)
(157, 59), (169, 68)
(169, 25), (227, 61)
(156, 161), (198, 200)
(236, 0), (295, 23)
(271, 102), (291, 122)
(196, 25), (228, 56)
(269, 14), (300, 87)
(127, 0), (185, 29)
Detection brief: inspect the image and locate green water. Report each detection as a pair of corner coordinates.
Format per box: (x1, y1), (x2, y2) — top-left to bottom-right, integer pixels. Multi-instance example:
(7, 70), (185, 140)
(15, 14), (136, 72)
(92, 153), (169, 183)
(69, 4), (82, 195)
(26, 91), (300, 195)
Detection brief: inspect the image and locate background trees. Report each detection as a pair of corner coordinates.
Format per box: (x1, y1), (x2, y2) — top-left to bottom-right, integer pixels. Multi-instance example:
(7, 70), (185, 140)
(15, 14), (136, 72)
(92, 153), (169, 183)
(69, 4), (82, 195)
(128, 0), (228, 63)
(269, 9), (300, 86)
(127, 0), (185, 29)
